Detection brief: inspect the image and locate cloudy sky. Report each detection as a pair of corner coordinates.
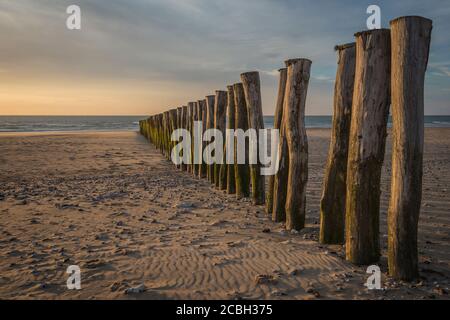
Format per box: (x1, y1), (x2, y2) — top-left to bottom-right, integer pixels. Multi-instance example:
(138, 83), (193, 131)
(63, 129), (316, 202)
(0, 0), (449, 115)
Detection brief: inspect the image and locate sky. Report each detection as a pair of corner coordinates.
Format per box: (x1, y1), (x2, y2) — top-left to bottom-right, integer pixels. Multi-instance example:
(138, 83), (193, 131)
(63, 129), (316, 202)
(0, 0), (449, 116)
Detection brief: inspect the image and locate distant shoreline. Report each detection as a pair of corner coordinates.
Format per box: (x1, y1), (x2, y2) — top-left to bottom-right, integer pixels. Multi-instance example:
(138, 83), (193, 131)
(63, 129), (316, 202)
(1, 115), (450, 133)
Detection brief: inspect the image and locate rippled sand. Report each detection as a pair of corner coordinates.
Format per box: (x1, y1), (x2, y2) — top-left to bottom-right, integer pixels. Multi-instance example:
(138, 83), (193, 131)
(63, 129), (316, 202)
(0, 129), (448, 299)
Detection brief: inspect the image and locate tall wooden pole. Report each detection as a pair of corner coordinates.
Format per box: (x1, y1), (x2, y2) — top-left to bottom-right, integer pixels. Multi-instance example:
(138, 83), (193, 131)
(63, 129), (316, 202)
(205, 95), (215, 183)
(388, 16), (432, 280)
(187, 102), (195, 173)
(198, 99), (208, 179)
(226, 85), (236, 194)
(169, 108), (178, 165)
(240, 71), (265, 205)
(214, 90), (227, 188)
(192, 102), (199, 176)
(284, 59), (311, 231)
(175, 107), (183, 169)
(158, 114), (164, 154)
(346, 29), (391, 265)
(181, 106), (188, 171)
(233, 83), (251, 199)
(266, 68), (287, 215)
(162, 111), (169, 159)
(272, 110), (289, 222)
(320, 43), (356, 244)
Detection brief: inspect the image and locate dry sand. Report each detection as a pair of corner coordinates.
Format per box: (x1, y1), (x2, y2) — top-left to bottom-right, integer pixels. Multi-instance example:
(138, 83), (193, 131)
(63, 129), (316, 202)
(0, 129), (448, 300)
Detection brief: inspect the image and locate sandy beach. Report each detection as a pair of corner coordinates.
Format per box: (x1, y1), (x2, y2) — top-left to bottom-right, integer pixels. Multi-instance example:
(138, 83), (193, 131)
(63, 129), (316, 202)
(0, 128), (448, 300)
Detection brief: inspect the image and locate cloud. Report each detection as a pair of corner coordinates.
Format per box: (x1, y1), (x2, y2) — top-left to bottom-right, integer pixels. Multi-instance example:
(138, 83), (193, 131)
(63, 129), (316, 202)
(0, 0), (449, 115)
(429, 63), (450, 77)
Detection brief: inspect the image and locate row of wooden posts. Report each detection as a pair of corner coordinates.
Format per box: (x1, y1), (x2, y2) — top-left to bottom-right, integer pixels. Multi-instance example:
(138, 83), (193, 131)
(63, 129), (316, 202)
(139, 16), (432, 281)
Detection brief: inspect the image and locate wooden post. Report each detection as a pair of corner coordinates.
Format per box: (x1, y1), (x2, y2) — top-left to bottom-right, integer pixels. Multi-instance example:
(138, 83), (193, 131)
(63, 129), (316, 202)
(176, 107), (182, 169)
(198, 99), (208, 179)
(166, 111), (173, 160)
(169, 108), (178, 165)
(180, 106), (188, 171)
(388, 16), (432, 280)
(284, 59), (311, 231)
(214, 90), (227, 188)
(219, 86), (236, 191)
(345, 29), (391, 265)
(266, 68), (287, 215)
(319, 43), (356, 244)
(187, 102), (195, 172)
(272, 115), (289, 222)
(158, 114), (164, 154)
(162, 111), (169, 159)
(233, 83), (251, 199)
(240, 71), (265, 205)
(226, 85), (236, 194)
(192, 102), (199, 176)
(205, 95), (215, 183)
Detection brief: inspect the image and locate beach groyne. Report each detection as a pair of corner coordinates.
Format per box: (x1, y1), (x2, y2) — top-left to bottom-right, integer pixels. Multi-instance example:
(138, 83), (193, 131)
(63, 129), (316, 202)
(139, 16), (432, 281)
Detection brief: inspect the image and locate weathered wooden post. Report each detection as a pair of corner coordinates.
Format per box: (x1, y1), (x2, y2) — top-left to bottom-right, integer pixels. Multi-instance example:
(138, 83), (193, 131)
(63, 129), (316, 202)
(346, 29), (391, 265)
(266, 68), (287, 216)
(233, 83), (251, 199)
(187, 103), (195, 172)
(226, 85), (236, 194)
(283, 59), (311, 231)
(272, 117), (289, 222)
(205, 95), (215, 183)
(388, 16), (432, 280)
(169, 108), (178, 165)
(149, 117), (153, 141)
(240, 71), (265, 205)
(180, 106), (188, 171)
(219, 86), (236, 191)
(320, 43), (356, 244)
(145, 118), (150, 141)
(162, 111), (169, 158)
(176, 107), (182, 169)
(158, 114), (164, 154)
(199, 99), (208, 179)
(192, 102), (200, 176)
(166, 111), (172, 160)
(214, 90), (227, 188)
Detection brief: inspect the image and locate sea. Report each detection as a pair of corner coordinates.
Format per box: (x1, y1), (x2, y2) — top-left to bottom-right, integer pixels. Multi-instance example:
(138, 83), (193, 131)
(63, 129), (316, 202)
(1, 115), (450, 132)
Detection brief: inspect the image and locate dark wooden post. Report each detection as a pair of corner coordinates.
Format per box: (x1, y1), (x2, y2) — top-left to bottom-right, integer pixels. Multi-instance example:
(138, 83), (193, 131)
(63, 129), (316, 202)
(187, 102), (195, 172)
(192, 102), (200, 176)
(219, 86), (236, 191)
(345, 29), (391, 265)
(158, 114), (164, 154)
(266, 68), (287, 215)
(272, 115), (289, 222)
(233, 83), (251, 199)
(319, 43), (356, 244)
(205, 95), (215, 183)
(284, 59), (311, 231)
(169, 108), (178, 165)
(198, 99), (208, 179)
(226, 85), (236, 194)
(176, 107), (182, 169)
(180, 106), (188, 171)
(240, 71), (265, 205)
(214, 90), (227, 188)
(162, 111), (169, 159)
(388, 16), (432, 280)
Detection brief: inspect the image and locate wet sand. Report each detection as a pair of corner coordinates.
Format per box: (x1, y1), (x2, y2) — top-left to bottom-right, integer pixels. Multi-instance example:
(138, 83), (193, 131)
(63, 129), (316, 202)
(0, 129), (448, 299)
